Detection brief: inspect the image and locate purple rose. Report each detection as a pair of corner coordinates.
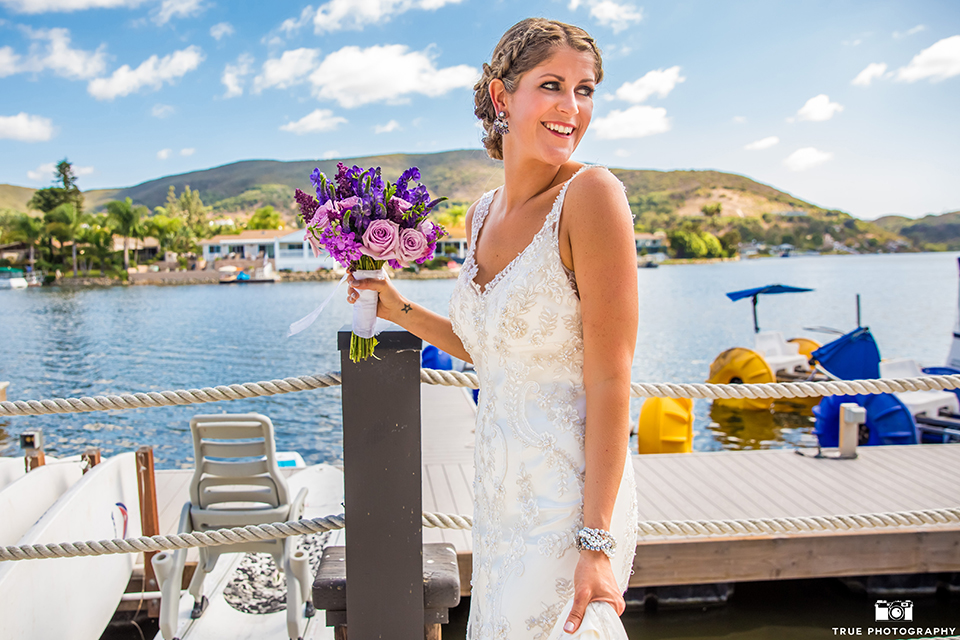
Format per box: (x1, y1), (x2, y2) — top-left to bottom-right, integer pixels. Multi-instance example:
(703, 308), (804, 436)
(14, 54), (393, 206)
(417, 218), (437, 240)
(339, 196), (362, 211)
(312, 199), (338, 230)
(360, 219), (400, 260)
(388, 197), (413, 223)
(397, 228), (429, 266)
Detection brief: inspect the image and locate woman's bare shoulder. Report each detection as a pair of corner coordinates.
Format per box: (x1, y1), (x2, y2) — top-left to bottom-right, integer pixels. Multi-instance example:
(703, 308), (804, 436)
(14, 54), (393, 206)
(564, 166), (631, 229)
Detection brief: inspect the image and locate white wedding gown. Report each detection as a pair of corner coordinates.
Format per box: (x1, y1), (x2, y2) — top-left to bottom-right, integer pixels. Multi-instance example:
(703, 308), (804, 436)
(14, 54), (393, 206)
(449, 165), (638, 640)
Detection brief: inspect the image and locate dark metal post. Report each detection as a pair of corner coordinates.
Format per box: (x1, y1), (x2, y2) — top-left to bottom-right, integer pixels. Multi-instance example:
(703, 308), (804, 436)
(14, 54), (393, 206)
(856, 294), (861, 328)
(338, 323), (423, 640)
(752, 295), (759, 333)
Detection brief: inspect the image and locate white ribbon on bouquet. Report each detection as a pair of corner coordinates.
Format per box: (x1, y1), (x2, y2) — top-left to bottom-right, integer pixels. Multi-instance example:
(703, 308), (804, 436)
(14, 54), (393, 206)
(287, 268), (386, 338)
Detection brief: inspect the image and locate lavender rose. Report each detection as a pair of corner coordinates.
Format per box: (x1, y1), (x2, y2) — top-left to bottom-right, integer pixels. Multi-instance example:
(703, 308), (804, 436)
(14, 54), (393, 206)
(360, 219), (400, 260)
(388, 197), (413, 224)
(397, 228), (429, 265)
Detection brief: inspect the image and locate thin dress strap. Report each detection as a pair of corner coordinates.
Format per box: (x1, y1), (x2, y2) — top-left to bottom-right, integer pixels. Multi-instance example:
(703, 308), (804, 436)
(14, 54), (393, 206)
(469, 188), (497, 255)
(547, 164), (606, 235)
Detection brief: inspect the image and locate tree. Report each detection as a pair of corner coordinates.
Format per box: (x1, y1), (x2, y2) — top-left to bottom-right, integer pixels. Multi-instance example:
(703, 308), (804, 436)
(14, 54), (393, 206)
(79, 216), (114, 274)
(162, 185), (211, 249)
(107, 198), (146, 270)
(701, 231), (724, 258)
(144, 214), (183, 253)
(54, 159), (83, 214)
(701, 202), (722, 217)
(44, 203), (83, 272)
(9, 213), (43, 267)
(667, 229), (707, 258)
(246, 206), (282, 230)
(719, 229), (742, 257)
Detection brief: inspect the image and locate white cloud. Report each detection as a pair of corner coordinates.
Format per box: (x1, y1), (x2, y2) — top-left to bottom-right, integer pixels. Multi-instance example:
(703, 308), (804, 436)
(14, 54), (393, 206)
(157, 148), (171, 159)
(614, 66), (685, 103)
(308, 44), (477, 108)
(0, 112), (54, 141)
(893, 24), (926, 39)
(614, 148), (630, 158)
(895, 35), (960, 83)
(0, 46), (21, 77)
(23, 27), (107, 79)
(88, 45), (204, 100)
(180, 147), (194, 156)
(151, 103), (175, 118)
(374, 119), (401, 133)
(2, 27), (107, 80)
(570, 0), (642, 33)
(321, 149), (340, 159)
(732, 115), (746, 124)
(0, 0), (144, 12)
(591, 105), (670, 139)
(279, 5), (315, 37)
(153, 0), (204, 25)
(744, 136), (779, 151)
(253, 48), (320, 93)
(209, 22), (234, 40)
(221, 53), (253, 98)
(795, 94), (843, 122)
(280, 108), (347, 134)
(784, 147), (833, 171)
(842, 38), (863, 47)
(851, 62), (888, 86)
(312, 0), (463, 34)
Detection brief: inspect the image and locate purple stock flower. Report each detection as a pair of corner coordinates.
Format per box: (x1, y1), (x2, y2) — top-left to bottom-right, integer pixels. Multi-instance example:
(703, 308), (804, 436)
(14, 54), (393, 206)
(295, 188), (319, 225)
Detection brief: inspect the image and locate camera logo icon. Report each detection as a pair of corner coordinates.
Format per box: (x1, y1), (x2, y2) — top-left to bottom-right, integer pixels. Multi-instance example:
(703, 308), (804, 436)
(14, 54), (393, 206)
(875, 600), (913, 621)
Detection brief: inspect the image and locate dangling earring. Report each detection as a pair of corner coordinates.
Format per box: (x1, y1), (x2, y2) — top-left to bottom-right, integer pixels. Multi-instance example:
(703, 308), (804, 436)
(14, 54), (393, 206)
(493, 110), (509, 135)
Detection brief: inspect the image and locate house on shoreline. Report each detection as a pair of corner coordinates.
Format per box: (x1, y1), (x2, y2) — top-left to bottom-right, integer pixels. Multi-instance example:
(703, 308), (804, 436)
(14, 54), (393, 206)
(199, 228), (336, 271)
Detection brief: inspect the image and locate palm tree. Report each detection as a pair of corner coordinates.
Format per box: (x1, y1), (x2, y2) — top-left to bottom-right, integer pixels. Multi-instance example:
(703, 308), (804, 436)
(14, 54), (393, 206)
(11, 213), (43, 268)
(106, 198), (145, 271)
(44, 203), (83, 274)
(79, 218), (114, 275)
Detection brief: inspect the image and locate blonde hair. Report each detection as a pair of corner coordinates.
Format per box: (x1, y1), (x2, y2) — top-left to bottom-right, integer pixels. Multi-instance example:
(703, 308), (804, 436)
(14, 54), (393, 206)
(474, 18), (603, 160)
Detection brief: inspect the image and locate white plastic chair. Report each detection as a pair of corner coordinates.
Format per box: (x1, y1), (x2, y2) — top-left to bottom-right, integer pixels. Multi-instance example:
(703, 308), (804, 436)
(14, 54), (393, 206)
(880, 358), (960, 418)
(152, 414), (312, 640)
(753, 331), (810, 374)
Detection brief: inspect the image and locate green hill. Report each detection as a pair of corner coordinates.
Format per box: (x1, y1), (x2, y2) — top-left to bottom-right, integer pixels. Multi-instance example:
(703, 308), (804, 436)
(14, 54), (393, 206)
(0, 149), (940, 254)
(875, 211), (960, 251)
(0, 184), (37, 212)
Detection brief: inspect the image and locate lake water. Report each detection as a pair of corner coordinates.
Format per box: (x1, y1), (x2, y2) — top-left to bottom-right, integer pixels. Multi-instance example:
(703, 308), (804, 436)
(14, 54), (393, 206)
(1, 251), (957, 467)
(5, 252), (959, 640)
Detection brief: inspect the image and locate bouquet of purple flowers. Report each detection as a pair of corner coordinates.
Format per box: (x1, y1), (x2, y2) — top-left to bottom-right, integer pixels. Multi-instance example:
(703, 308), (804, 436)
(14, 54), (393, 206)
(293, 163), (447, 361)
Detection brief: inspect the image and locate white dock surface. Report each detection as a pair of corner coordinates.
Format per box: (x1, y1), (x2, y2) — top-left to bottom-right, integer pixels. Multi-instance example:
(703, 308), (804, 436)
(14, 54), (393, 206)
(153, 385), (960, 596)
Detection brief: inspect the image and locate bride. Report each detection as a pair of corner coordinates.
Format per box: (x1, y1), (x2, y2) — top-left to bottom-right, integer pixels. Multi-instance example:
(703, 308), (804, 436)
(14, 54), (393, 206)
(347, 18), (639, 639)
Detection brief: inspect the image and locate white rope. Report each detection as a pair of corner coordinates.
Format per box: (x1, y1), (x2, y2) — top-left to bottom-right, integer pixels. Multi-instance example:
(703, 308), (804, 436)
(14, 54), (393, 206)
(2, 506), (958, 562)
(2, 369), (960, 417)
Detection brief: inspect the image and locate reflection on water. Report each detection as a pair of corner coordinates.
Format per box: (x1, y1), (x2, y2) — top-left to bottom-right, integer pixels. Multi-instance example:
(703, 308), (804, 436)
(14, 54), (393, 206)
(708, 402), (818, 450)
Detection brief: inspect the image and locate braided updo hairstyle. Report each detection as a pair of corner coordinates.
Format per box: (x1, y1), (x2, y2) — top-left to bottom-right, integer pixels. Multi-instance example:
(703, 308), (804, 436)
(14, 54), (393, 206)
(474, 18), (603, 160)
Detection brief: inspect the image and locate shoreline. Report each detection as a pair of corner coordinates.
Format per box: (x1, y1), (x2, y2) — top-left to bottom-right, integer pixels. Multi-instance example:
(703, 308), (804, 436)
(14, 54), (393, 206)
(47, 268), (461, 287)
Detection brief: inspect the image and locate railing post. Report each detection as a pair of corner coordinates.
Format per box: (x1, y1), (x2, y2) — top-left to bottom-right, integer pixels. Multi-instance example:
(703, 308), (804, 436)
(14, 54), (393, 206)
(338, 323), (423, 640)
(839, 403), (866, 459)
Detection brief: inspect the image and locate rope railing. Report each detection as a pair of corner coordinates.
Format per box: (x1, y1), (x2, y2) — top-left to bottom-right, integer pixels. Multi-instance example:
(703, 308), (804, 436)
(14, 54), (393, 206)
(2, 369), (959, 417)
(2, 506), (958, 563)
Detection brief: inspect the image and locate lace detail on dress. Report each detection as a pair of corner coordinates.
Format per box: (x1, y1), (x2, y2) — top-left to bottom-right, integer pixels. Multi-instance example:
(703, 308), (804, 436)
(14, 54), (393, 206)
(449, 165), (637, 640)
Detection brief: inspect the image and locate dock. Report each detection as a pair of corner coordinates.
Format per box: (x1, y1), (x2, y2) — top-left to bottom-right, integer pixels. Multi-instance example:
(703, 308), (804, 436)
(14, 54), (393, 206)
(146, 384), (960, 603)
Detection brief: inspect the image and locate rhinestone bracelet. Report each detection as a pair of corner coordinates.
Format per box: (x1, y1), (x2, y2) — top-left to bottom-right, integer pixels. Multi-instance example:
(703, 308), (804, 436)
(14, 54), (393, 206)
(575, 527), (616, 558)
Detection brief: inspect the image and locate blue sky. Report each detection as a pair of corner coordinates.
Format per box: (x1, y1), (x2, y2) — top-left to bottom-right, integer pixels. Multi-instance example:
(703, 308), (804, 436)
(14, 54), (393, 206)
(0, 0), (957, 220)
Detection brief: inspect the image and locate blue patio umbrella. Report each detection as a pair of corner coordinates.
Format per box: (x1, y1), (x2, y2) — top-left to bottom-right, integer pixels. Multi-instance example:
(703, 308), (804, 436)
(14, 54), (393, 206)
(726, 284), (814, 333)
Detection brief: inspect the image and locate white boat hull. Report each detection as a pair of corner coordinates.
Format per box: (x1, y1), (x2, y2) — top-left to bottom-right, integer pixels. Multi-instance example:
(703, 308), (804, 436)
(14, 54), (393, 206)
(0, 460), (85, 545)
(0, 452), (142, 640)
